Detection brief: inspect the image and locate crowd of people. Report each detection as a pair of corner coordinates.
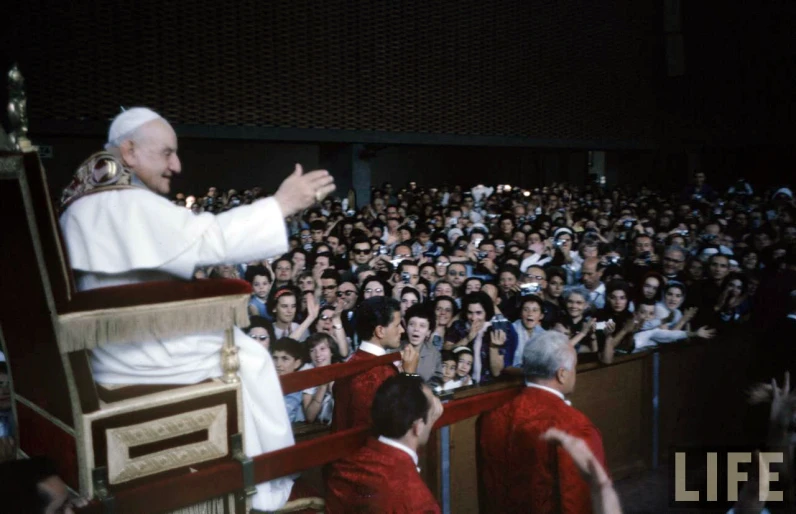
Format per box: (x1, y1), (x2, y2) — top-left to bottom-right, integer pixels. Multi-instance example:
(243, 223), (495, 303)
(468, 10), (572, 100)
(172, 172), (796, 425)
(3, 104), (795, 513)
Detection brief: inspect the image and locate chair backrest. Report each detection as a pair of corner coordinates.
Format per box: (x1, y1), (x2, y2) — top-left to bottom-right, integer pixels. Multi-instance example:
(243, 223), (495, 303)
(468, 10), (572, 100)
(0, 151), (77, 482)
(22, 151), (77, 308)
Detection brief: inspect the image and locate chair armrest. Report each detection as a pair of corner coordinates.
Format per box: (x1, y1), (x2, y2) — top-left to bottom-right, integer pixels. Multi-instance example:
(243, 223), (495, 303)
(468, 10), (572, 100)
(56, 280), (252, 354)
(61, 279), (252, 313)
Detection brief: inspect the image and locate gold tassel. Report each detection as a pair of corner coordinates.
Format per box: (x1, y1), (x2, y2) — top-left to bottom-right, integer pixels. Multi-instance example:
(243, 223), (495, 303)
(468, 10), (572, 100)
(56, 295), (251, 354)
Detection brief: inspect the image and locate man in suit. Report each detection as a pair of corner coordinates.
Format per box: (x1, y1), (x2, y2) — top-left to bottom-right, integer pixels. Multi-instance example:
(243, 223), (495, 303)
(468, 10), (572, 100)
(332, 297), (419, 431)
(479, 331), (606, 514)
(326, 375), (443, 513)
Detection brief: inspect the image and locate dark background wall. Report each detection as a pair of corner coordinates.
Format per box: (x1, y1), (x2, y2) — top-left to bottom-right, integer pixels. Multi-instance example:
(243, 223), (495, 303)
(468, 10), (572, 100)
(1, 0), (793, 193)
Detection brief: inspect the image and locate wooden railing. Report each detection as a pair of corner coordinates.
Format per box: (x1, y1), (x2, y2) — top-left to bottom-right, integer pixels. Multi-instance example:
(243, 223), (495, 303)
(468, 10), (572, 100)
(76, 328), (765, 513)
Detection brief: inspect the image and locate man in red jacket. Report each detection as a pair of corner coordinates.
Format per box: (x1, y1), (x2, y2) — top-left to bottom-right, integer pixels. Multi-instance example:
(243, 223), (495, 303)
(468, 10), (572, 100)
(332, 296), (419, 431)
(326, 375), (444, 513)
(479, 330), (607, 514)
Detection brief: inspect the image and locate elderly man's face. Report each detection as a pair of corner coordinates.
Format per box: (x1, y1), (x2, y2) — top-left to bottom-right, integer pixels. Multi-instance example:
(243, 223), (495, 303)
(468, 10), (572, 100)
(125, 119), (182, 195)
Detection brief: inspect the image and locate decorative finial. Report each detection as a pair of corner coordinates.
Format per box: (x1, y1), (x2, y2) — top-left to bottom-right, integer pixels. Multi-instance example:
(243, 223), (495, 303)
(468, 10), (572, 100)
(7, 64), (34, 153)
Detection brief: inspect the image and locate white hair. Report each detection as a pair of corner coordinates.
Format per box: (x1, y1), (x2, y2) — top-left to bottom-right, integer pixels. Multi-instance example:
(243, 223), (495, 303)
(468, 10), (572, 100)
(522, 331), (574, 380)
(563, 286), (592, 307)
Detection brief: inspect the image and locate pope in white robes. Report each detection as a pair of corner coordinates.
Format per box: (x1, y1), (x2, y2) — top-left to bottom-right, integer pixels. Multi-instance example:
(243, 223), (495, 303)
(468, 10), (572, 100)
(59, 107), (335, 511)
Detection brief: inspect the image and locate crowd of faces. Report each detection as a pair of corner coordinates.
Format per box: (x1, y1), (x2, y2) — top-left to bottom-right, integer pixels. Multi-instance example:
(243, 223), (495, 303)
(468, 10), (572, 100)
(178, 175), (795, 421)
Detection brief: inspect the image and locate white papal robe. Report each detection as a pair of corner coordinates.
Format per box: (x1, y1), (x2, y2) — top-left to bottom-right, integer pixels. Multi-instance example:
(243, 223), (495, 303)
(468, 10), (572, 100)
(60, 185), (295, 510)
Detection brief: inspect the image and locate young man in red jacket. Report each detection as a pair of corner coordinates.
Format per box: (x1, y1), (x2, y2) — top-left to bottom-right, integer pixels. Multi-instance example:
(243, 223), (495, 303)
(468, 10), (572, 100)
(332, 296), (419, 431)
(327, 375), (444, 513)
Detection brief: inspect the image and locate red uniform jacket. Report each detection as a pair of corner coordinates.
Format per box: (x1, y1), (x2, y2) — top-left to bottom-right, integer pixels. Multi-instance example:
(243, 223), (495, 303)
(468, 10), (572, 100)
(332, 349), (397, 432)
(479, 386), (606, 514)
(326, 438), (441, 513)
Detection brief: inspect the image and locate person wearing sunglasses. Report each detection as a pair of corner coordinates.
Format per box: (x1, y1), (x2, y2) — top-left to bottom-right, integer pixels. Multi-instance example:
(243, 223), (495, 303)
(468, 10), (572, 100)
(320, 269), (341, 307)
(246, 316), (276, 351)
(334, 280), (359, 333)
(348, 237), (373, 273)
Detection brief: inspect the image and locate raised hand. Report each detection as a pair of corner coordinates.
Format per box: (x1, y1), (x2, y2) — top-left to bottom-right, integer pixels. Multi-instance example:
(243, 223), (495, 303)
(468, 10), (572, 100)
(490, 329), (507, 347)
(695, 326), (716, 339)
(274, 164), (336, 217)
(468, 320), (485, 342)
(622, 317), (640, 335)
(401, 343), (420, 374)
(770, 371), (794, 429)
(581, 318), (597, 336)
(541, 428), (611, 488)
(306, 293), (320, 321)
(541, 428), (621, 514)
(331, 302), (344, 326)
(428, 394), (445, 427)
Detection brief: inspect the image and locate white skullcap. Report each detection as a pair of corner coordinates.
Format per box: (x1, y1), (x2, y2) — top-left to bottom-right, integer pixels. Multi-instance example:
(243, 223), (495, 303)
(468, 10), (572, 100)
(105, 107), (164, 150)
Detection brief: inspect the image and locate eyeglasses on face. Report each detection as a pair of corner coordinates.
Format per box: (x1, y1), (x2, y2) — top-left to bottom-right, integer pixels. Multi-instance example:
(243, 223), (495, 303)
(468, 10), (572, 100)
(436, 262), (450, 267)
(320, 314), (333, 321)
(364, 288), (384, 294)
(321, 285), (338, 290)
(352, 248), (371, 255)
(250, 334), (269, 341)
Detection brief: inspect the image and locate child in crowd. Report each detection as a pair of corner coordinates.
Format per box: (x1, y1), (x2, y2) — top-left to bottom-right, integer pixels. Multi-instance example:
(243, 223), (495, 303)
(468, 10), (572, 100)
(404, 304), (442, 382)
(271, 337), (306, 423)
(627, 300), (715, 353)
(430, 350), (461, 392)
(453, 346), (474, 387)
(302, 333), (336, 424)
(246, 265), (273, 320)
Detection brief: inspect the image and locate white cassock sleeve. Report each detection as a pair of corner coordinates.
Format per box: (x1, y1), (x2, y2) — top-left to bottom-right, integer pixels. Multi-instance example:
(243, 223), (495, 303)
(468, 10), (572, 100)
(60, 188), (288, 279)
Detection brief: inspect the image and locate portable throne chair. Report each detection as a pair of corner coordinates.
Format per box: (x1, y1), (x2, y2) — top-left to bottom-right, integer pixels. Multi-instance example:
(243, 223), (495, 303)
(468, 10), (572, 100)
(0, 148), (266, 513)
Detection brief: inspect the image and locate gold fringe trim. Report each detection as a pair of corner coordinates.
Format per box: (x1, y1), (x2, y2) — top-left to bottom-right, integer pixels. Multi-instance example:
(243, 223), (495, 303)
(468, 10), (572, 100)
(167, 496), (227, 514)
(56, 294), (251, 354)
